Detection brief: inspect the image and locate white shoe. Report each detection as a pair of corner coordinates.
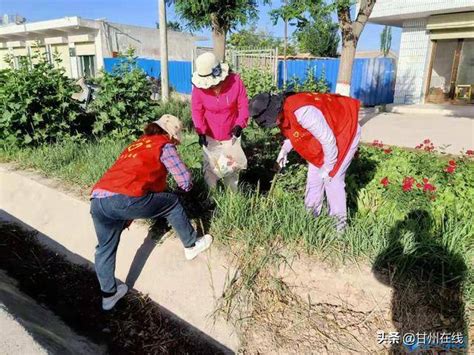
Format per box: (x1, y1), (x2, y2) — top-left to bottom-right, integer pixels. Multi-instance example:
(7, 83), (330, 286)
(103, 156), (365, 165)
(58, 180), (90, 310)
(102, 284), (128, 311)
(184, 234), (213, 260)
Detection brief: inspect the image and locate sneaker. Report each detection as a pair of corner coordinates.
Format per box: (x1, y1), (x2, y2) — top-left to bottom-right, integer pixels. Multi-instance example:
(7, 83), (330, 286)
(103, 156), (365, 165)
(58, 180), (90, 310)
(102, 284), (128, 311)
(184, 234), (213, 260)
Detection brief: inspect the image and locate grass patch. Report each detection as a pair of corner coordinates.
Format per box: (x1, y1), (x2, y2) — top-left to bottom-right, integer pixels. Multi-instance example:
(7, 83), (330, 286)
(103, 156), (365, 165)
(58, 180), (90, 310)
(1, 129), (473, 350)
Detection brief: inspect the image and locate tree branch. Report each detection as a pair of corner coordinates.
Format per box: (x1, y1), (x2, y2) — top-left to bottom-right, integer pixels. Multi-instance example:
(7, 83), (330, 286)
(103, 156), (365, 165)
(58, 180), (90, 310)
(353, 0), (377, 37)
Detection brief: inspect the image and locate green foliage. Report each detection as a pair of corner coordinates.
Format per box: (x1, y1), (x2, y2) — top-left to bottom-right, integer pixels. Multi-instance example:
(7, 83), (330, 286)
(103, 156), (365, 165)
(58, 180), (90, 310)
(156, 20), (184, 32)
(380, 26), (392, 57)
(228, 25), (297, 56)
(287, 68), (330, 93)
(239, 67), (278, 99)
(173, 0), (263, 32)
(294, 18), (339, 57)
(89, 49), (159, 139)
(270, 0), (339, 57)
(0, 48), (88, 147)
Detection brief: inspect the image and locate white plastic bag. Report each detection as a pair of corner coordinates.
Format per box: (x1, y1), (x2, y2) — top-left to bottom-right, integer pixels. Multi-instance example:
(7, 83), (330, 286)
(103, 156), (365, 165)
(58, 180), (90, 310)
(203, 137), (247, 178)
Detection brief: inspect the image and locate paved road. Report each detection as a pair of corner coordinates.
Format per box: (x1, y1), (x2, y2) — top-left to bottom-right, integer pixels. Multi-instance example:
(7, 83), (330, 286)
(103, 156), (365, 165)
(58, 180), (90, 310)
(360, 111), (474, 155)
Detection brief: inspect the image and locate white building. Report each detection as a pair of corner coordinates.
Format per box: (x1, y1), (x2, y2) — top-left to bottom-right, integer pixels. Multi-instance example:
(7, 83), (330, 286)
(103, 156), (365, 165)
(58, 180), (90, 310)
(0, 16), (202, 78)
(369, 1), (474, 105)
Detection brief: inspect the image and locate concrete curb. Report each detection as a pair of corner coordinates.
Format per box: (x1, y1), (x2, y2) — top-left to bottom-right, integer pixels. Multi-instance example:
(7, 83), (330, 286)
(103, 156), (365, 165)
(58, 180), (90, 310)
(0, 165), (239, 352)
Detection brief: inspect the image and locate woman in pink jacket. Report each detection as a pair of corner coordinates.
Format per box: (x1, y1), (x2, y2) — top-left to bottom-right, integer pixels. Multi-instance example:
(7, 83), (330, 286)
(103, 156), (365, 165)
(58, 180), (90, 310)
(191, 52), (249, 191)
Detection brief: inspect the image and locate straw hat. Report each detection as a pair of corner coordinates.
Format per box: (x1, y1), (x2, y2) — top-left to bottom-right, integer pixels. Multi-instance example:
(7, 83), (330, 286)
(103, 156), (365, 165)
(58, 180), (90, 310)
(154, 114), (183, 143)
(192, 52), (230, 89)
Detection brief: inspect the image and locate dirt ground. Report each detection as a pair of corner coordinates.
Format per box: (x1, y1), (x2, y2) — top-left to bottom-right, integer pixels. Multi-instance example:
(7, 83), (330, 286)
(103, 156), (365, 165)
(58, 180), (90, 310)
(0, 221), (229, 354)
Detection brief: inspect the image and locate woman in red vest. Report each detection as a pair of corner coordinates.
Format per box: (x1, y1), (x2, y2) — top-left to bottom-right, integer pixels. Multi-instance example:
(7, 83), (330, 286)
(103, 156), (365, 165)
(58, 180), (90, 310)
(249, 92), (361, 231)
(90, 115), (213, 311)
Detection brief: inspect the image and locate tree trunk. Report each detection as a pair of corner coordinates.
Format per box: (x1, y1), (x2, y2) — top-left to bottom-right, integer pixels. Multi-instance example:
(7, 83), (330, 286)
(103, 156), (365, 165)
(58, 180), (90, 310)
(336, 39), (356, 96)
(211, 14), (226, 61)
(212, 28), (226, 61)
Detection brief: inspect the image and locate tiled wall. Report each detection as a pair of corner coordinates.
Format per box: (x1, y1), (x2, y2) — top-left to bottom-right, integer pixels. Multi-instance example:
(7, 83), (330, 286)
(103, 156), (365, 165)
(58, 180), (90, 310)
(371, 0), (474, 19)
(394, 19), (431, 104)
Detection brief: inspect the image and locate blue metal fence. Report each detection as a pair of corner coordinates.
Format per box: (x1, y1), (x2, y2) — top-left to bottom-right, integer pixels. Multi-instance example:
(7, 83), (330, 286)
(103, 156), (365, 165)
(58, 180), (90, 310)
(103, 57), (395, 105)
(278, 58), (395, 106)
(104, 58), (193, 94)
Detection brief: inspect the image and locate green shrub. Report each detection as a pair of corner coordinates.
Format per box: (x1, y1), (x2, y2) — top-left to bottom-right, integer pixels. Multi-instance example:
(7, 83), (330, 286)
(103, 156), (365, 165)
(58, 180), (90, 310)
(239, 67), (278, 99)
(0, 49), (88, 147)
(287, 67), (329, 93)
(90, 49), (160, 139)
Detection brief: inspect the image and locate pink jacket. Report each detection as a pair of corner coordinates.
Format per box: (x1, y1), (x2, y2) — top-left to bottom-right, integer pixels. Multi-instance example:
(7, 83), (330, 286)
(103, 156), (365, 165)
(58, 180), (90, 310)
(191, 73), (249, 141)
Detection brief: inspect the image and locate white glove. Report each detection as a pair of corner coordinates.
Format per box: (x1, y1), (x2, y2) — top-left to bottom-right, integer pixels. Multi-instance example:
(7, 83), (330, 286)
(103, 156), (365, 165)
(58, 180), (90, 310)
(319, 168), (332, 183)
(276, 150), (289, 169)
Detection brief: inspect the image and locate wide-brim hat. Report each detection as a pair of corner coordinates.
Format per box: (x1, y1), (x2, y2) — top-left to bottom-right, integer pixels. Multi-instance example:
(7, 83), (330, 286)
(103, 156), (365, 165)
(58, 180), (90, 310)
(249, 93), (284, 128)
(192, 52), (230, 89)
(154, 114), (183, 143)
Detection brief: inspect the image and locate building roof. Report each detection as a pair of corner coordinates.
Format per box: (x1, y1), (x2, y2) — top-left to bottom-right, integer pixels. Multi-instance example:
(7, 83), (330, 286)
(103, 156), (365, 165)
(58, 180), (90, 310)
(0, 16), (203, 45)
(369, 0), (474, 27)
(355, 50), (398, 60)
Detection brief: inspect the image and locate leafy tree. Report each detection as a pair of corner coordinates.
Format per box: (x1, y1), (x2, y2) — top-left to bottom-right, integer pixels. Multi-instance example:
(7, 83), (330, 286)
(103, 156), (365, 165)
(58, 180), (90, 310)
(294, 17), (339, 57)
(172, 0), (266, 61)
(380, 25), (392, 57)
(228, 25), (297, 55)
(272, 0), (377, 95)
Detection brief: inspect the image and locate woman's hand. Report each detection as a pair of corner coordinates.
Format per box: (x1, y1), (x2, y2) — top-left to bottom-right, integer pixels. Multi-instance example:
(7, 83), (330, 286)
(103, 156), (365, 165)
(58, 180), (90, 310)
(198, 134), (208, 147)
(231, 125), (243, 138)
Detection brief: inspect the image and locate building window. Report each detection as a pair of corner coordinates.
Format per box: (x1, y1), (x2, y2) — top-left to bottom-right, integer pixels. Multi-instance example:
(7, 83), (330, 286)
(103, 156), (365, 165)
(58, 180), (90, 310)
(79, 55), (96, 77)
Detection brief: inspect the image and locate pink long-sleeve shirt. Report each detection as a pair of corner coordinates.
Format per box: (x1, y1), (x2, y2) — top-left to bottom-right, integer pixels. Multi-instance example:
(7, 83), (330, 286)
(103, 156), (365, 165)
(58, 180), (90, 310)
(191, 73), (249, 141)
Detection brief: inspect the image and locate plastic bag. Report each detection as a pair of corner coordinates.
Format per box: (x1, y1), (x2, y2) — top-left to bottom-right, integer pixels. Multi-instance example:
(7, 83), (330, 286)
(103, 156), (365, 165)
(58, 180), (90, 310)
(203, 137), (247, 178)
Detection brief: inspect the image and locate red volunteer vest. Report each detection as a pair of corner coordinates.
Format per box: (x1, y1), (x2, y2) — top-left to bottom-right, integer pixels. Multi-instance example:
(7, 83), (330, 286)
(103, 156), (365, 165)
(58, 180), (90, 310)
(280, 92), (360, 177)
(92, 135), (171, 197)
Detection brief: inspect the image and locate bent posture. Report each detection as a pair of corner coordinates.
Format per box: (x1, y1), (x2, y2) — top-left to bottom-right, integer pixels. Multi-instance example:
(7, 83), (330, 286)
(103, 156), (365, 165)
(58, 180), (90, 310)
(191, 52), (249, 191)
(249, 92), (361, 230)
(90, 115), (212, 310)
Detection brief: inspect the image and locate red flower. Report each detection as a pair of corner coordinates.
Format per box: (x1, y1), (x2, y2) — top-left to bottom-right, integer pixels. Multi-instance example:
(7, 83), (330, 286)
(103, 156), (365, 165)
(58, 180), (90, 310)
(416, 183), (422, 188)
(424, 139), (431, 144)
(423, 183), (436, 192)
(384, 148), (392, 154)
(422, 178), (429, 184)
(380, 177), (389, 187)
(445, 165), (456, 174)
(415, 144), (423, 149)
(448, 160), (456, 166)
(402, 177), (415, 191)
(466, 149), (474, 156)
(372, 140), (380, 147)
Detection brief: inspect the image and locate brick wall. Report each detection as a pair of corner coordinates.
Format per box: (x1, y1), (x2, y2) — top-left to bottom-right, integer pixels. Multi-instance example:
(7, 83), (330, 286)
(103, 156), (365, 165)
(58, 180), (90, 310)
(393, 19), (431, 104)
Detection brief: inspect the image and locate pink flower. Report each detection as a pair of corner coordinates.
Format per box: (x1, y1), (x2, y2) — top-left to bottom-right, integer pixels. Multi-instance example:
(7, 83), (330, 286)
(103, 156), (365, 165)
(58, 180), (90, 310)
(466, 149), (474, 156)
(372, 140), (380, 147)
(424, 139), (431, 144)
(380, 177), (389, 187)
(423, 183), (436, 192)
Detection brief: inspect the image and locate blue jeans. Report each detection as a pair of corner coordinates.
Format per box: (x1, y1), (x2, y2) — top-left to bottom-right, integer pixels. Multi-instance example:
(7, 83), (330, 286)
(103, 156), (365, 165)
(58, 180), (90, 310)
(90, 193), (197, 294)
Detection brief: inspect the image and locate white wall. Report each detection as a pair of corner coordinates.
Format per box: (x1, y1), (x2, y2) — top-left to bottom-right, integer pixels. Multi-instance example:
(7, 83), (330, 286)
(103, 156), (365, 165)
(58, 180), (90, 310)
(393, 19), (431, 104)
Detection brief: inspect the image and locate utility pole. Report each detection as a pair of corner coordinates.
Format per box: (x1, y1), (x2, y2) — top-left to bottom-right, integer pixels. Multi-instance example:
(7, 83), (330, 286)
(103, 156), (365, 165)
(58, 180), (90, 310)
(283, 0), (288, 87)
(159, 0), (169, 102)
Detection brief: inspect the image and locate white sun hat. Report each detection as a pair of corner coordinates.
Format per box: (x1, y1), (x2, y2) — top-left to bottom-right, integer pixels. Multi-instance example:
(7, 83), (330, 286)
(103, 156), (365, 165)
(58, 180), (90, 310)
(154, 114), (183, 143)
(192, 52), (230, 89)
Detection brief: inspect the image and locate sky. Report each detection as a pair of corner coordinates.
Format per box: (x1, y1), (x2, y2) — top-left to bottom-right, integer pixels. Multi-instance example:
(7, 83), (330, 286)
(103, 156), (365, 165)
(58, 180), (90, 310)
(0, 0), (401, 53)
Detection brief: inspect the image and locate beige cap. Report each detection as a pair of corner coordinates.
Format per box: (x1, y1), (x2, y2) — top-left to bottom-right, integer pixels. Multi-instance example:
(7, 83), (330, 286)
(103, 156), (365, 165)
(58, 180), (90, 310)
(154, 114), (183, 143)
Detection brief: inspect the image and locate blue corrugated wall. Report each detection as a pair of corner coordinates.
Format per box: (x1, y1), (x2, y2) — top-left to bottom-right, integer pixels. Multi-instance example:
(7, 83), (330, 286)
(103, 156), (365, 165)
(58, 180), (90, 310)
(104, 57), (395, 106)
(278, 58), (395, 106)
(104, 58), (193, 94)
